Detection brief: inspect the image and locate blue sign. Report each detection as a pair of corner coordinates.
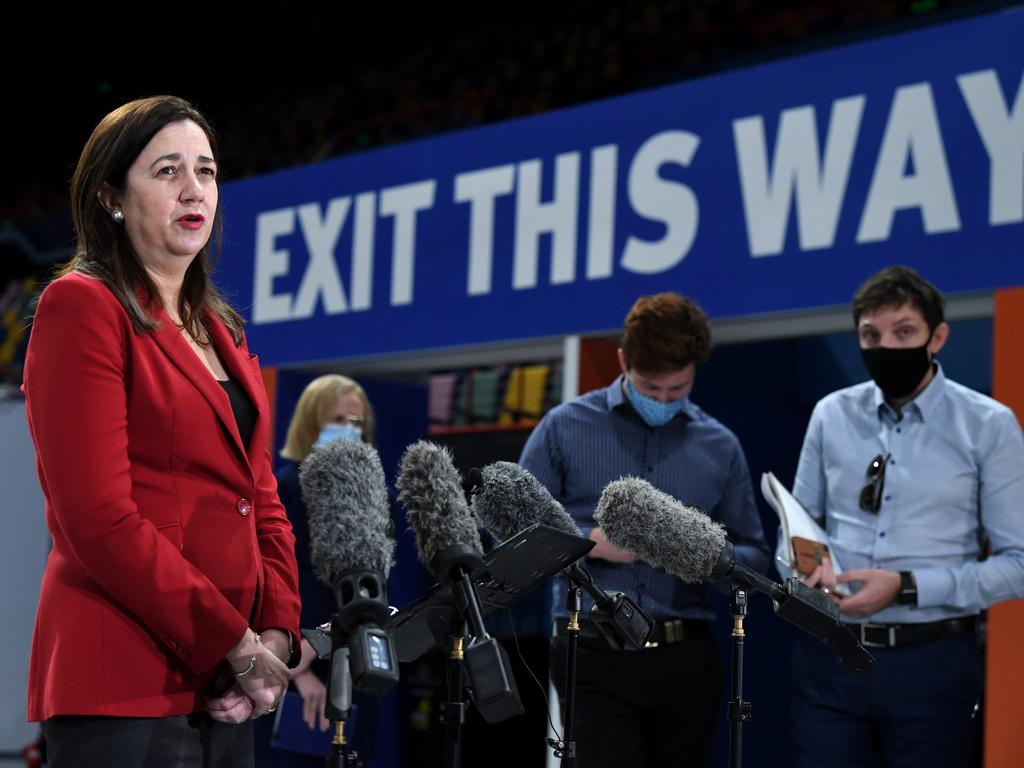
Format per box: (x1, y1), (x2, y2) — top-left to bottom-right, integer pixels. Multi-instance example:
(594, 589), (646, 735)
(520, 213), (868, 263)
(217, 9), (1024, 367)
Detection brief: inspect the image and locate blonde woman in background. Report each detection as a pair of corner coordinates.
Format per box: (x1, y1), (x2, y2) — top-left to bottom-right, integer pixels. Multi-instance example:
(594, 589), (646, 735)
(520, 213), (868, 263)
(254, 375), (379, 767)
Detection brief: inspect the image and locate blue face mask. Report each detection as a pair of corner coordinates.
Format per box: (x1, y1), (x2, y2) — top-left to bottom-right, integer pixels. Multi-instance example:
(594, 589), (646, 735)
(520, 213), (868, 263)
(316, 423), (363, 445)
(624, 379), (689, 428)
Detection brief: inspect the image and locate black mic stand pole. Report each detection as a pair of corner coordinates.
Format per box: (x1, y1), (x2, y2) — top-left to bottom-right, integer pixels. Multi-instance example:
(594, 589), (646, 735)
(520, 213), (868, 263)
(325, 614), (361, 768)
(713, 541), (874, 768)
(549, 584), (583, 767)
(727, 587), (752, 768)
(443, 621), (469, 768)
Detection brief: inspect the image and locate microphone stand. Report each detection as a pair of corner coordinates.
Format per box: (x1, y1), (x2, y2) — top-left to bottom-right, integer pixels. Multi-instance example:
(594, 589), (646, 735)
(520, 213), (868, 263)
(548, 585), (583, 767)
(727, 587), (752, 768)
(325, 617), (361, 768)
(547, 565), (652, 766)
(711, 542), (874, 768)
(435, 544), (524, 767)
(442, 622), (469, 768)
(322, 570), (400, 768)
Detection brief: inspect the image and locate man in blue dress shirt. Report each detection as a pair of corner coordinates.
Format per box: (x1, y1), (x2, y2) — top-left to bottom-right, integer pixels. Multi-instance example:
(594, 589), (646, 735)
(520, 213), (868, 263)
(785, 265), (1024, 767)
(520, 292), (769, 768)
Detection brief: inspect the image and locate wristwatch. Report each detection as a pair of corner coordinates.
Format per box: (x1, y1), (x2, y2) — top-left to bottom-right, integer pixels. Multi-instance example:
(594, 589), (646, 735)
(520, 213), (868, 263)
(896, 571), (918, 606)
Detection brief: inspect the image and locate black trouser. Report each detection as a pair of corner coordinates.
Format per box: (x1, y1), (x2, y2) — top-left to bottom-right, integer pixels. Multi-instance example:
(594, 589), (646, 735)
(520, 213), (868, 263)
(790, 631), (982, 768)
(550, 625), (723, 768)
(43, 713), (254, 768)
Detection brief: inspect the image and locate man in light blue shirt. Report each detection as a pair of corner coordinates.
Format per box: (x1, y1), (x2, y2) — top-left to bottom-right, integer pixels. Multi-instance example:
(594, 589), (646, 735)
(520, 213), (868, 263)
(784, 265), (1024, 767)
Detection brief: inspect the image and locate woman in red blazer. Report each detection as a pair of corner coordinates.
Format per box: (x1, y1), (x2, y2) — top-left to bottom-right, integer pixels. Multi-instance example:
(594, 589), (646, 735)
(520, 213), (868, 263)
(23, 96), (301, 767)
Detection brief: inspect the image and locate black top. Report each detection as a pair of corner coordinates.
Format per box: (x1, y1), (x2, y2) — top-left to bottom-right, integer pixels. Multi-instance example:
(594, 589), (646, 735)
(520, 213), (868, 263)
(218, 377), (257, 450)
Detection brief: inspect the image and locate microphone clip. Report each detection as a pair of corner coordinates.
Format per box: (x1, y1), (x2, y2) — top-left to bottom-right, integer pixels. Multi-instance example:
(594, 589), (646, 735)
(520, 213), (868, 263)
(432, 543), (484, 586)
(566, 564), (653, 650)
(332, 569), (400, 698)
(589, 592), (653, 651)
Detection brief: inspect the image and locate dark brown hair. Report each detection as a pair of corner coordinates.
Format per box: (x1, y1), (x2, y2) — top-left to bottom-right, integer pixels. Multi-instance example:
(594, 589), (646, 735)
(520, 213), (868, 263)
(58, 95), (243, 343)
(852, 265), (945, 332)
(621, 292), (712, 373)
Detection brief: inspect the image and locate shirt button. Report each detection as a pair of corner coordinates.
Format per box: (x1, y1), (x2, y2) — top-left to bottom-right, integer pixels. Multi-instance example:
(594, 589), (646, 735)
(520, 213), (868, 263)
(896, 428), (902, 433)
(879, 532), (886, 538)
(884, 495), (892, 501)
(237, 498), (252, 516)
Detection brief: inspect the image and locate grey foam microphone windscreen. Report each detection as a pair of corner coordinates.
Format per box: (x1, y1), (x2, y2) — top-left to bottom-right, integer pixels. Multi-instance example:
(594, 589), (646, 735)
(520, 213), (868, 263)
(396, 440), (483, 573)
(594, 477), (726, 583)
(300, 439), (395, 588)
(472, 461), (582, 541)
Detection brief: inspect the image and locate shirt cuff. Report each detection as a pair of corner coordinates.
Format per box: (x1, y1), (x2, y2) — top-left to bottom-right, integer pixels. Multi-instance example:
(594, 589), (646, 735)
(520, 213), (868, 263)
(912, 567), (954, 609)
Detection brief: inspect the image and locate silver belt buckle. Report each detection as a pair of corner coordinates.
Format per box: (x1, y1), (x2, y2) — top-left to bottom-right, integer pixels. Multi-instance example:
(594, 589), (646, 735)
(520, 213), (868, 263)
(860, 622), (896, 648)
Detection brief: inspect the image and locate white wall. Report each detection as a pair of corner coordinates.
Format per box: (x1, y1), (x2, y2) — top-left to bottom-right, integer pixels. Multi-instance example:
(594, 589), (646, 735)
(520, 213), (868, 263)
(0, 399), (47, 748)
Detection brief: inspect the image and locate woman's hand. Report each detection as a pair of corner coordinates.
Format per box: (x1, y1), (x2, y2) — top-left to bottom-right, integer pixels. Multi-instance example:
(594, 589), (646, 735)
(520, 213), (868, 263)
(293, 669), (330, 731)
(206, 682), (255, 724)
(259, 628), (294, 665)
(205, 667), (254, 724)
(226, 629), (291, 718)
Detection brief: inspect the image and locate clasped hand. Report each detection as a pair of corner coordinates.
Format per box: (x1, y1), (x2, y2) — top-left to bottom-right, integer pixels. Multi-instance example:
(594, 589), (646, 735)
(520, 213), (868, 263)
(206, 629), (291, 723)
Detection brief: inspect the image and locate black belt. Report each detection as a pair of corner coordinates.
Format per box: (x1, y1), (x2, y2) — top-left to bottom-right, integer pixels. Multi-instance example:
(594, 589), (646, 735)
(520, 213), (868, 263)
(555, 617), (711, 647)
(844, 616), (979, 649)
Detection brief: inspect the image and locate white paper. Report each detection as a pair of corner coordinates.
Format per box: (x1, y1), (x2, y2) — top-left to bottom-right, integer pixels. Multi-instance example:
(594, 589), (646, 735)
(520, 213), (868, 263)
(761, 471), (847, 594)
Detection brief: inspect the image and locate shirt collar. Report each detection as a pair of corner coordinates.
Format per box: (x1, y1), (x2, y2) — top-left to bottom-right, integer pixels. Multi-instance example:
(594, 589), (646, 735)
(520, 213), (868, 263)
(871, 361), (946, 422)
(607, 374), (629, 410)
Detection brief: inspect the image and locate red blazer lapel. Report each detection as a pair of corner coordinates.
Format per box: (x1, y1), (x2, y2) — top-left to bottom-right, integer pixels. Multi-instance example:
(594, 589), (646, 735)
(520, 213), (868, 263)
(147, 307), (252, 469)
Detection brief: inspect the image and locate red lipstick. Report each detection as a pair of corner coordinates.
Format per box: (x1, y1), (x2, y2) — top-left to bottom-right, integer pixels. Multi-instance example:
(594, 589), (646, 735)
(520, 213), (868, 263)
(177, 213), (205, 230)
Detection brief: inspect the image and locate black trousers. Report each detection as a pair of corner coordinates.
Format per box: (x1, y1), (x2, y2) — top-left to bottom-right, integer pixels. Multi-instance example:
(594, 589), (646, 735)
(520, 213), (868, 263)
(550, 626), (724, 768)
(43, 713), (254, 768)
(790, 632), (982, 768)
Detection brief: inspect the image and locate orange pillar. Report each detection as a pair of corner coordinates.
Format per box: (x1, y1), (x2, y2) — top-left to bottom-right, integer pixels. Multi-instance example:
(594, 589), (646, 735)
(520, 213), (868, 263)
(578, 339), (620, 394)
(986, 288), (1024, 768)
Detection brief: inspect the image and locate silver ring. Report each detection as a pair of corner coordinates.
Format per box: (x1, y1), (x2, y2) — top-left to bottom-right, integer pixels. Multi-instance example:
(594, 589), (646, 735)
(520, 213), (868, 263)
(821, 587), (831, 595)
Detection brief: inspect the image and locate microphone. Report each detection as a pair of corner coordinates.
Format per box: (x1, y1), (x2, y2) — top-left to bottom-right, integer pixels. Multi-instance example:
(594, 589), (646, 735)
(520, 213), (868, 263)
(300, 439), (400, 702)
(303, 439), (395, 586)
(467, 462), (580, 539)
(595, 477), (874, 676)
(396, 441), (523, 723)
(397, 441), (484, 575)
(469, 461), (653, 651)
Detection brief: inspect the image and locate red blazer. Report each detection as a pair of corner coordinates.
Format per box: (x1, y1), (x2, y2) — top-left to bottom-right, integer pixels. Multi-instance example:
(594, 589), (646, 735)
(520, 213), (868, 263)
(23, 272), (301, 721)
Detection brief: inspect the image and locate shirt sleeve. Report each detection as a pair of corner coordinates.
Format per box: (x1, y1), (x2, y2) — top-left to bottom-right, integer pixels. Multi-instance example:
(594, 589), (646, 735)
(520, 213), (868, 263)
(915, 408), (1024, 611)
(713, 437), (770, 579)
(792, 402), (828, 526)
(777, 405), (828, 580)
(519, 410), (594, 538)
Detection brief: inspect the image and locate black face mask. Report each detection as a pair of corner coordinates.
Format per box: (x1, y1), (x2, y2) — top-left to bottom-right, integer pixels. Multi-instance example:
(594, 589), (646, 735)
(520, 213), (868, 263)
(860, 342), (932, 401)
